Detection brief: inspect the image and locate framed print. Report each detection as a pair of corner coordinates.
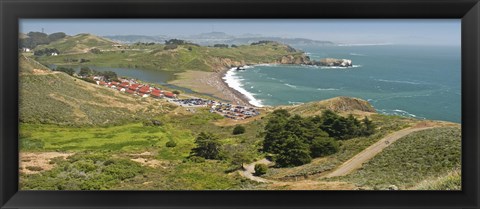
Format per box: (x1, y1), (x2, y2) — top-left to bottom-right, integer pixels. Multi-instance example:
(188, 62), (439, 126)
(1, 0), (479, 208)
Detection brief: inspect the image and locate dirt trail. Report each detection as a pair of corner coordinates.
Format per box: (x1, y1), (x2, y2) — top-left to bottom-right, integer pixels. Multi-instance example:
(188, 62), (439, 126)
(325, 125), (438, 178)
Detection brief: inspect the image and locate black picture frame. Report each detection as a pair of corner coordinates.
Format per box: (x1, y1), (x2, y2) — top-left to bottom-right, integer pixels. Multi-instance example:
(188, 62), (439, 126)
(1, 0), (479, 208)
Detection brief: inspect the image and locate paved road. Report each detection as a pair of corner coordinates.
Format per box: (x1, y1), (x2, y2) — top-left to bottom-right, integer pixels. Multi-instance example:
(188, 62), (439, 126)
(325, 126), (436, 178)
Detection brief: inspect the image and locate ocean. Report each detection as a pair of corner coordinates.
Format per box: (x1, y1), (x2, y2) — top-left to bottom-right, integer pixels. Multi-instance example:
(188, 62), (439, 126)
(224, 45), (461, 123)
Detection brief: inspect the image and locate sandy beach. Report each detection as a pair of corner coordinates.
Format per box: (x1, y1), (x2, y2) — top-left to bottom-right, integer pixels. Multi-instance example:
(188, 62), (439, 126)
(168, 68), (251, 106)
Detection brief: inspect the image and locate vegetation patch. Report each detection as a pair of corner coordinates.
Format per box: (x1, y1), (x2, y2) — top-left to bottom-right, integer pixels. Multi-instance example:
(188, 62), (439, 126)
(332, 127), (461, 190)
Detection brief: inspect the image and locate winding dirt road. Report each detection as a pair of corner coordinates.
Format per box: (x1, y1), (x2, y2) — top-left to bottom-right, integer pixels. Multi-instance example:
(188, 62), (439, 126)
(324, 126), (437, 178)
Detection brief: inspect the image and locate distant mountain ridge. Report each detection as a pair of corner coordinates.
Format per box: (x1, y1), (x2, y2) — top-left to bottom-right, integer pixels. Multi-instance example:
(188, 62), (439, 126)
(104, 32), (335, 47)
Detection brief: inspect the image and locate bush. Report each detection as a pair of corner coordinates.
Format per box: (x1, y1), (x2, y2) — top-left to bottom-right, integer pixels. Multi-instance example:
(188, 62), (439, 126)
(254, 164), (268, 176)
(232, 125), (246, 135)
(189, 156), (206, 163)
(26, 166), (43, 171)
(166, 140), (177, 148)
(164, 44), (178, 50)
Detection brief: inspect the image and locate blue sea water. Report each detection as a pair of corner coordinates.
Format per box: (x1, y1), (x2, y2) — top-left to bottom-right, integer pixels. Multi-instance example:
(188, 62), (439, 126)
(226, 45), (461, 123)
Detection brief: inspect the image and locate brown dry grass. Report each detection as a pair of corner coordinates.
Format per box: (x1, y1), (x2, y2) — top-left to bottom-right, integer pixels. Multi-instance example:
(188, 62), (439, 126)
(20, 152), (73, 174)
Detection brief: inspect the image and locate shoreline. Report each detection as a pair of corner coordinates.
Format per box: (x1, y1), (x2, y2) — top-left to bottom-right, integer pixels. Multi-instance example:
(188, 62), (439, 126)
(168, 68), (252, 107)
(216, 67), (253, 106)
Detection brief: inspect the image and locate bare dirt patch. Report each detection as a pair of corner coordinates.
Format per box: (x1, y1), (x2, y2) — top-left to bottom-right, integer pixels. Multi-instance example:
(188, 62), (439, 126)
(269, 180), (357, 190)
(20, 152), (73, 174)
(131, 158), (167, 168)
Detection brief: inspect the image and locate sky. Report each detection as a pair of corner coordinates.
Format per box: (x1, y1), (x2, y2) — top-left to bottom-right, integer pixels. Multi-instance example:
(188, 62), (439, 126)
(19, 19), (461, 45)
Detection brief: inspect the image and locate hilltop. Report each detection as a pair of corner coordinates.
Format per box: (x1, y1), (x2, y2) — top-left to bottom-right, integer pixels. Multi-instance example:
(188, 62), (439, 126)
(277, 97), (377, 117)
(35, 33), (119, 54)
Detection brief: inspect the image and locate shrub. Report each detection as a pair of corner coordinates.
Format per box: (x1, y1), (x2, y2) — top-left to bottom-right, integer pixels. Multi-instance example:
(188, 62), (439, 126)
(254, 164), (268, 176)
(232, 125), (246, 135)
(166, 140), (177, 148)
(189, 156), (206, 163)
(26, 166), (43, 171)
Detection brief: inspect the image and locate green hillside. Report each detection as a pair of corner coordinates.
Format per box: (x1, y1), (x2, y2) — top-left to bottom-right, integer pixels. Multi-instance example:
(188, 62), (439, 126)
(35, 33), (118, 54)
(332, 127), (461, 190)
(19, 56), (174, 126)
(34, 35), (307, 72)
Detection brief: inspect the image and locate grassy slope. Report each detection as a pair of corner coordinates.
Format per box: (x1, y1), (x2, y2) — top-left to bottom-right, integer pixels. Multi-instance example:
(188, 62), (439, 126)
(35, 33), (118, 54)
(35, 35), (304, 72)
(20, 55), (176, 126)
(331, 127), (461, 190)
(20, 109), (260, 190)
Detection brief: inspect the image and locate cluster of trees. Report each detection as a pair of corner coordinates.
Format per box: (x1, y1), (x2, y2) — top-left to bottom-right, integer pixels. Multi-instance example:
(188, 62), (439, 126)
(89, 48), (102, 54)
(33, 48), (59, 56)
(78, 67), (118, 81)
(251, 40), (276, 46)
(134, 42), (156, 46)
(165, 39), (187, 45)
(213, 44), (229, 48)
(164, 44), (178, 50)
(20, 32), (67, 49)
(263, 109), (376, 167)
(54, 67), (75, 76)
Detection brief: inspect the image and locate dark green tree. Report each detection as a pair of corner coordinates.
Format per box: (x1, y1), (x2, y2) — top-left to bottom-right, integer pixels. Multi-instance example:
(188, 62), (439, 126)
(310, 136), (339, 158)
(275, 135), (312, 167)
(55, 67), (75, 76)
(191, 132), (221, 160)
(100, 71), (118, 81)
(47, 32), (66, 42)
(79, 67), (93, 77)
(361, 116), (376, 136)
(232, 125), (246, 135)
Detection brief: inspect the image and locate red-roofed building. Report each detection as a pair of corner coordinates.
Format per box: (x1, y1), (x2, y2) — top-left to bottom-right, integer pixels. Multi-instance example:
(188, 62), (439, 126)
(163, 92), (176, 98)
(119, 82), (129, 88)
(111, 81), (119, 86)
(126, 89), (135, 94)
(138, 86), (150, 94)
(129, 84), (140, 91)
(151, 91), (163, 98)
(99, 81), (107, 86)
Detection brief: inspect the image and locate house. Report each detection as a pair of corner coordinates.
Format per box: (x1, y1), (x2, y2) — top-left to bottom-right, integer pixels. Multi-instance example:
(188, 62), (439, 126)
(129, 83), (141, 91)
(111, 81), (119, 86)
(138, 86), (150, 94)
(126, 89), (135, 94)
(22, 48), (31, 52)
(51, 52), (58, 56)
(119, 82), (129, 88)
(151, 90), (163, 98)
(99, 81), (107, 86)
(163, 91), (176, 98)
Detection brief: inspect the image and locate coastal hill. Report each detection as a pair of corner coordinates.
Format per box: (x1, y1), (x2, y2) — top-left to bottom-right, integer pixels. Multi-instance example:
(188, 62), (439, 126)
(32, 34), (310, 72)
(35, 33), (120, 54)
(277, 96), (377, 117)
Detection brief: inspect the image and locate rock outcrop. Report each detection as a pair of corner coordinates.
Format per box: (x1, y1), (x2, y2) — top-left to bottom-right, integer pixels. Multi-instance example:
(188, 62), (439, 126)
(277, 54), (311, 64)
(310, 58), (353, 67)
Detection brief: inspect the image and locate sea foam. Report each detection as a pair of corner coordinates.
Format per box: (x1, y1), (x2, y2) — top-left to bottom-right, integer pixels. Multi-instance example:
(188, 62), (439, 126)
(223, 67), (264, 107)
